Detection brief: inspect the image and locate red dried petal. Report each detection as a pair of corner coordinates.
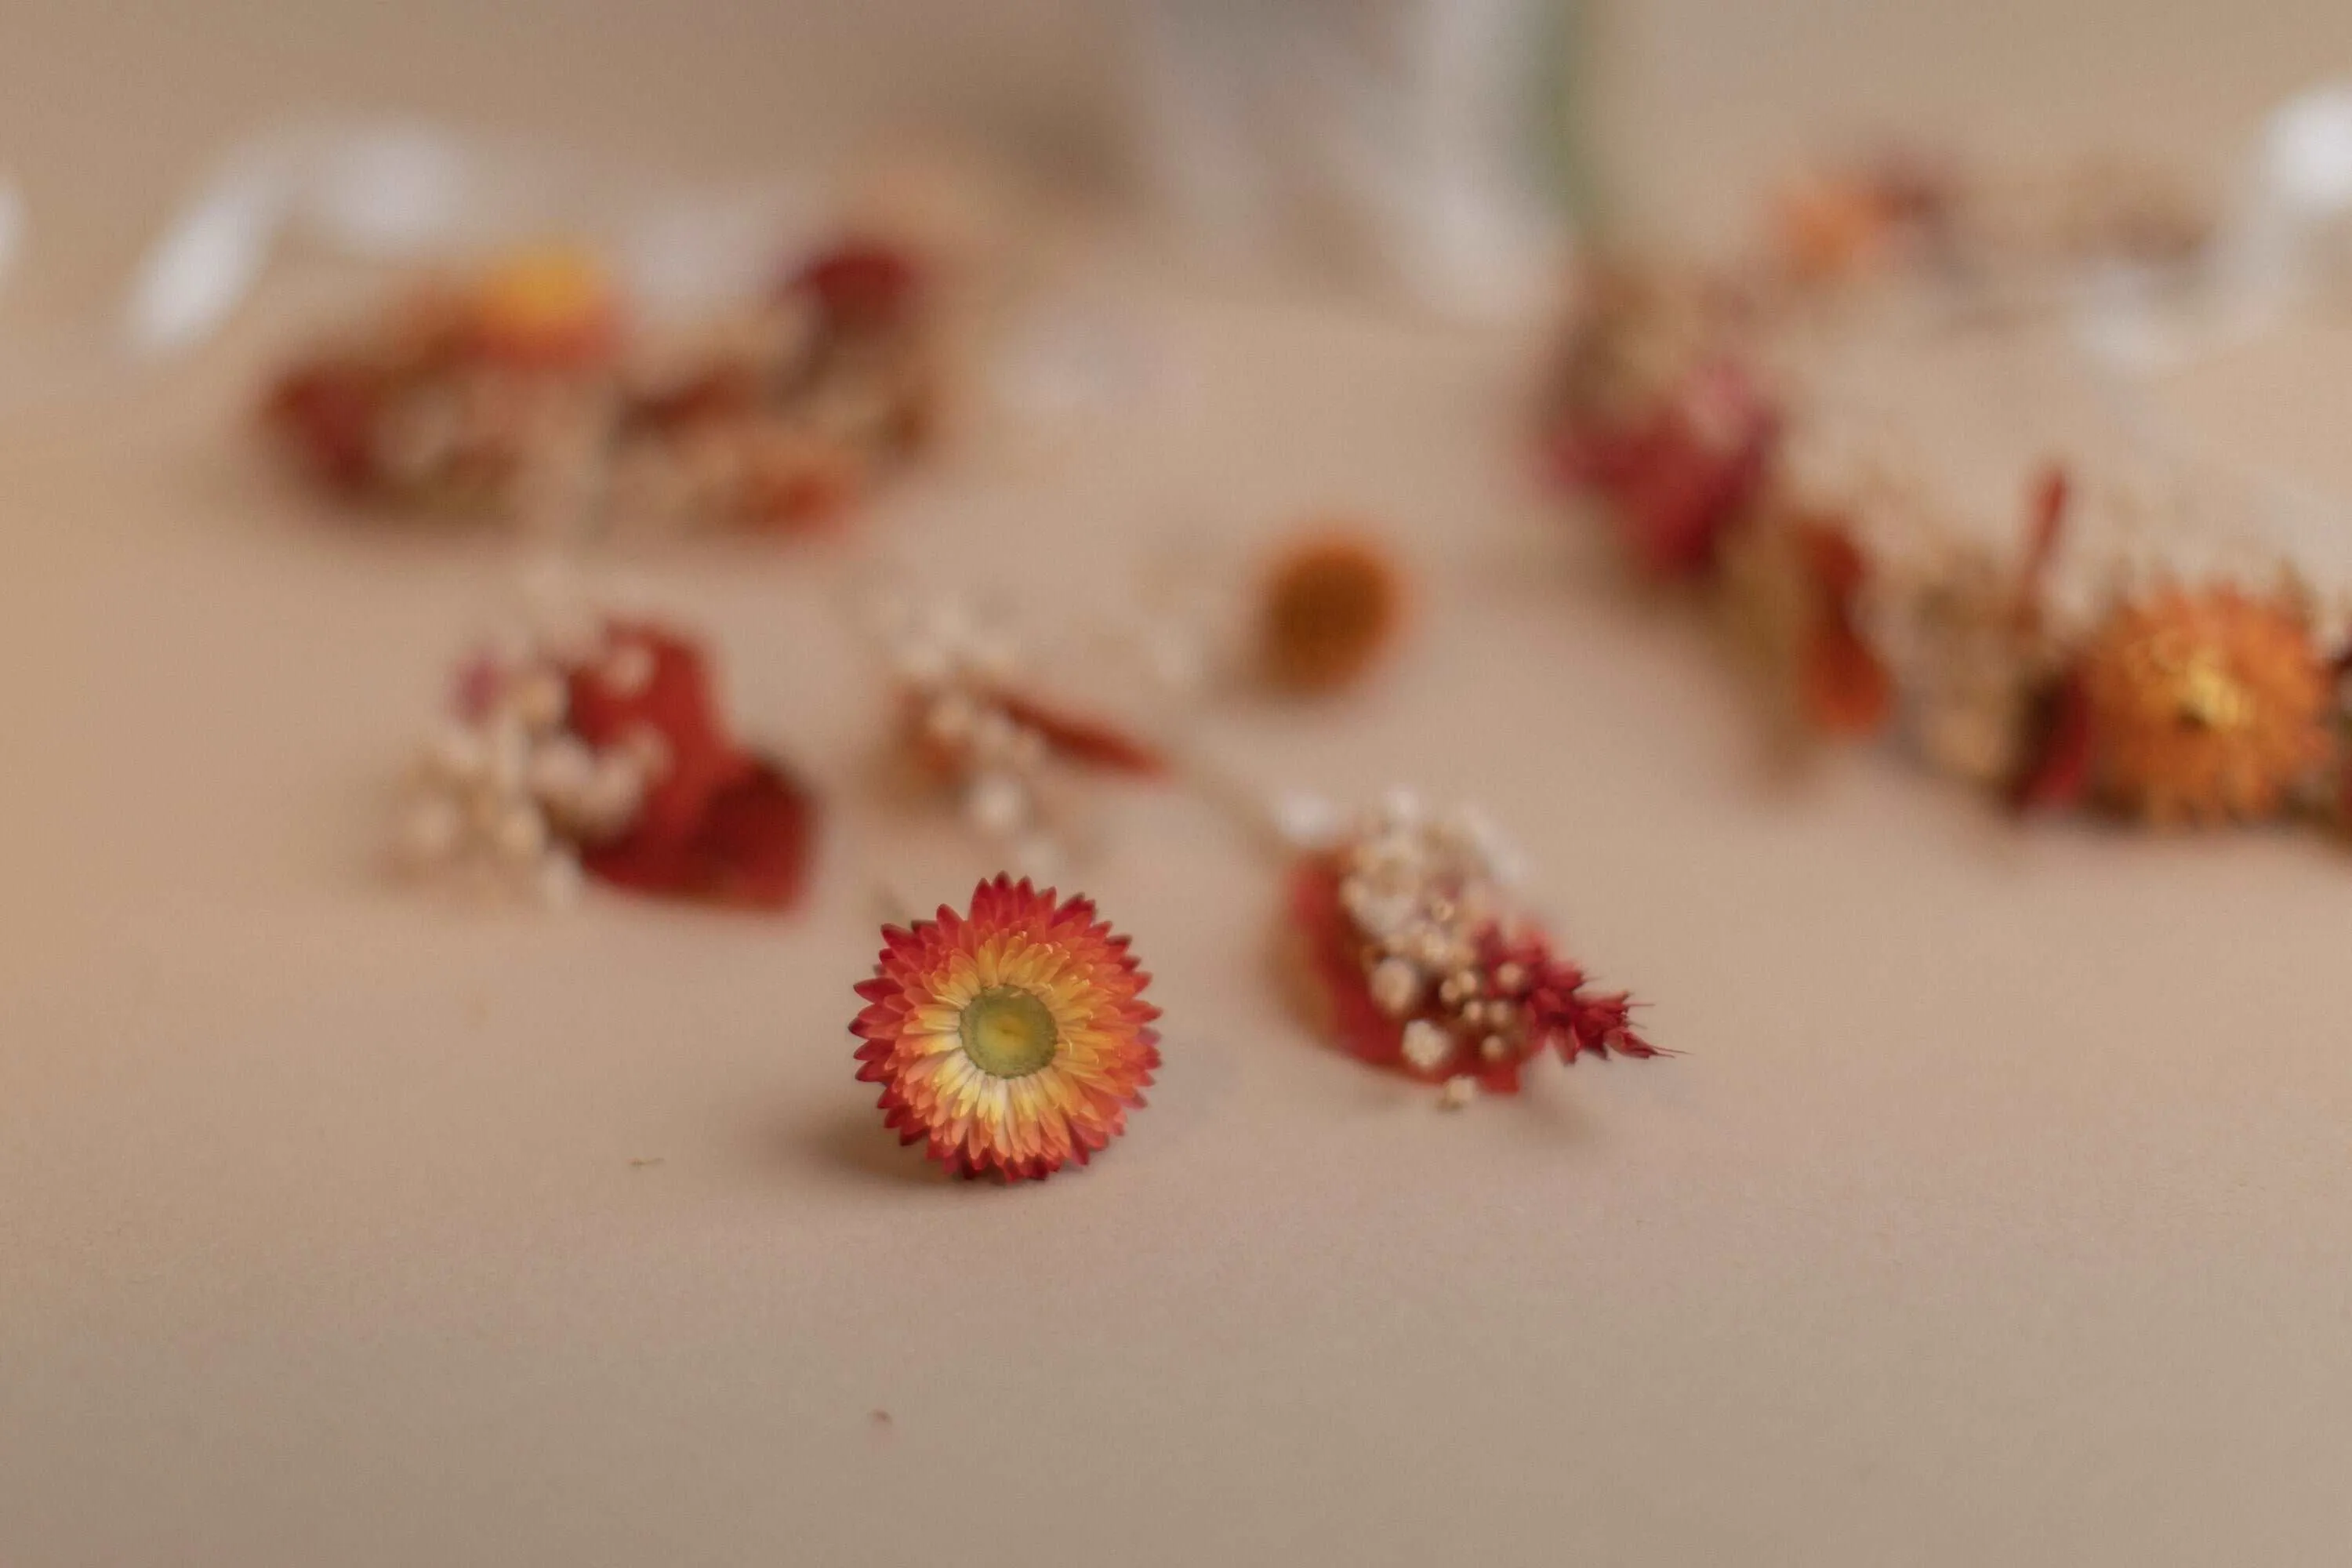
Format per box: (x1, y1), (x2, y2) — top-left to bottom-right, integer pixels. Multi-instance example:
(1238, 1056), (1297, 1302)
(737, 433), (866, 531)
(625, 363), (763, 434)
(2024, 463), (2070, 588)
(788, 241), (924, 336)
(2016, 461), (2071, 634)
(1553, 359), (1778, 582)
(266, 361), (382, 493)
(995, 691), (1167, 776)
(1790, 521), (1892, 737)
(2010, 668), (2096, 813)
(1799, 612), (1894, 736)
(582, 753), (817, 909)
(564, 622), (747, 847)
(1796, 521), (1869, 601)
(1286, 855), (1410, 1073)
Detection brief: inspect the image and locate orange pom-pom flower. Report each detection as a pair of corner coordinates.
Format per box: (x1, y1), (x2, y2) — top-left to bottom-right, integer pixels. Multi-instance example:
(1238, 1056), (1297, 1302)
(2076, 585), (2333, 825)
(1258, 528), (1410, 694)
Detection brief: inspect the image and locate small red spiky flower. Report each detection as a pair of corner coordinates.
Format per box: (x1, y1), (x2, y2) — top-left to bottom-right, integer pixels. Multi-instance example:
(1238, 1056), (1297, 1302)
(854, 877), (1161, 1181)
(1283, 795), (1657, 1102)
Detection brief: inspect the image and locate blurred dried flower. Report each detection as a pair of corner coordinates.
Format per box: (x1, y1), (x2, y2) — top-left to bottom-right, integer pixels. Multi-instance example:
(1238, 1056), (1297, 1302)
(1258, 528), (1409, 694)
(2077, 586), (2332, 824)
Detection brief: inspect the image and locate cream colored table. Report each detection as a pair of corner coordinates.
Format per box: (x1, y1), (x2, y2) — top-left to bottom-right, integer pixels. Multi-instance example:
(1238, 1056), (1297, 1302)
(5, 5), (2350, 1565)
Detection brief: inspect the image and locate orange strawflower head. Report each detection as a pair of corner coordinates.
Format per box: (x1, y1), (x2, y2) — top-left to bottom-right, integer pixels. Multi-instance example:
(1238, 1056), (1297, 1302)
(853, 877), (1160, 1181)
(2078, 584), (2333, 825)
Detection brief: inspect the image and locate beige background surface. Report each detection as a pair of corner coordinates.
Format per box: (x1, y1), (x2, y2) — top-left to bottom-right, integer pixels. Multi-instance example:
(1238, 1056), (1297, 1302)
(6, 5), (2352, 1565)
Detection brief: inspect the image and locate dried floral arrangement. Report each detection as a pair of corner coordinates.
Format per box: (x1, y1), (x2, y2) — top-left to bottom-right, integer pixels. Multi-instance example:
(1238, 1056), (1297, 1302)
(267, 236), (942, 535)
(396, 593), (815, 909)
(1542, 154), (2352, 832)
(1277, 791), (1657, 1109)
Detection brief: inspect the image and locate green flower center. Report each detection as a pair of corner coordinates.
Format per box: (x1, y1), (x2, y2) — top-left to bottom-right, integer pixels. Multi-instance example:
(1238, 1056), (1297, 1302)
(959, 985), (1060, 1079)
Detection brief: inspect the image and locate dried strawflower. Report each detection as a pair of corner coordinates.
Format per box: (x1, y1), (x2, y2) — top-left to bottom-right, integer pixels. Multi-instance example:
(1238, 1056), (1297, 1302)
(1282, 793), (1657, 1098)
(2075, 586), (2332, 824)
(853, 876), (1160, 1181)
(1257, 528), (1410, 694)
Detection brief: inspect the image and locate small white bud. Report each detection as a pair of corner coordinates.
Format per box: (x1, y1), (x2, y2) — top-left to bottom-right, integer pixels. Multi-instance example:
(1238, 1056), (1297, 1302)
(423, 723), (487, 783)
(1400, 1018), (1454, 1073)
(1368, 957), (1422, 1018)
(492, 802), (550, 862)
(965, 772), (1029, 839)
(506, 667), (568, 731)
(1268, 790), (1342, 849)
(525, 734), (597, 807)
(600, 640), (657, 698)
(535, 847), (584, 909)
(482, 717), (529, 796)
(1377, 787), (1424, 830)
(397, 793), (464, 865)
(622, 724), (673, 782)
(895, 639), (954, 688)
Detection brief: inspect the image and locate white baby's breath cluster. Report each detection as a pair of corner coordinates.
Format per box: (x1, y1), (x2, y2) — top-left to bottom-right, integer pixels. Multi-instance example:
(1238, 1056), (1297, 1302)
(1332, 791), (1534, 1101)
(875, 591), (1064, 873)
(395, 616), (668, 906)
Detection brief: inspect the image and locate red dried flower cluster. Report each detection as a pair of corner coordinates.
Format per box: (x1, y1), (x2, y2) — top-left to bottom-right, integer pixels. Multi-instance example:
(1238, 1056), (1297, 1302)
(560, 623), (817, 906)
(1545, 230), (2350, 838)
(1548, 353), (1778, 584)
(401, 615), (815, 911)
(1283, 798), (1657, 1101)
(269, 237), (941, 534)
